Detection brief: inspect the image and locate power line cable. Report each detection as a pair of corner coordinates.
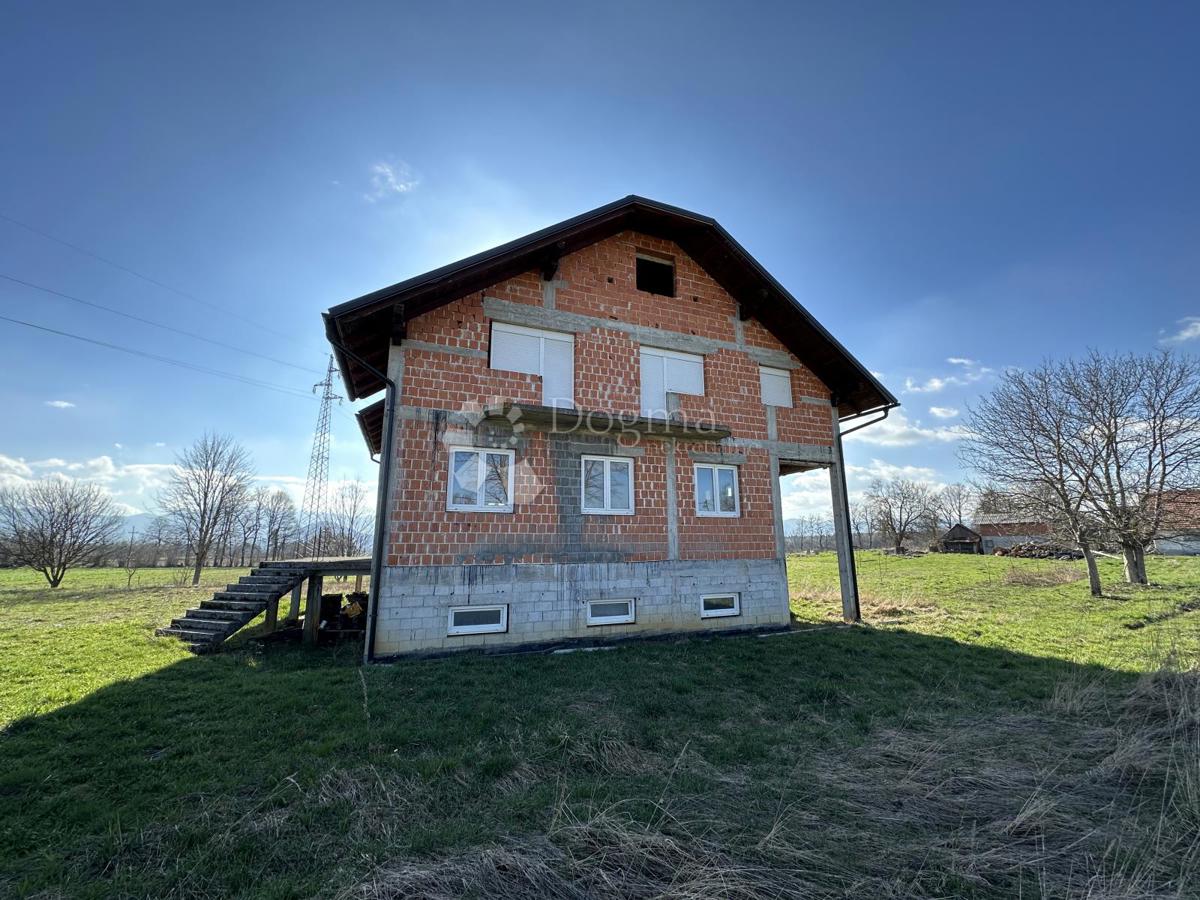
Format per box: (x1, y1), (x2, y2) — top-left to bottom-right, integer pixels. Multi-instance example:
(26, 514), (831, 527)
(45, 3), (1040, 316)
(0, 210), (310, 344)
(0, 273), (324, 375)
(0, 313), (318, 401)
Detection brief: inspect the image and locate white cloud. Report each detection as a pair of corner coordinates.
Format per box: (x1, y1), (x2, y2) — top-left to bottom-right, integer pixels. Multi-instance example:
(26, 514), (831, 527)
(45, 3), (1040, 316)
(1160, 317), (1200, 345)
(44, 400), (75, 409)
(364, 159), (419, 203)
(928, 406), (960, 419)
(0, 454), (34, 488)
(903, 360), (993, 394)
(0, 453), (373, 516)
(844, 410), (968, 446)
(0, 453), (179, 511)
(780, 458), (946, 519)
(905, 376), (954, 393)
(113, 443), (123, 450)
(848, 458), (943, 485)
(154, 442), (166, 448)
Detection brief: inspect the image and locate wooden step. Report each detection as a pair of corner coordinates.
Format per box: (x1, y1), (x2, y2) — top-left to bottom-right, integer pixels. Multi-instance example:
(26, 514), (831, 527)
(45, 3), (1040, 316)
(202, 598), (267, 612)
(238, 576), (294, 586)
(172, 617), (237, 632)
(155, 626), (223, 643)
(225, 583), (289, 594)
(186, 607), (244, 622)
(214, 589), (279, 601)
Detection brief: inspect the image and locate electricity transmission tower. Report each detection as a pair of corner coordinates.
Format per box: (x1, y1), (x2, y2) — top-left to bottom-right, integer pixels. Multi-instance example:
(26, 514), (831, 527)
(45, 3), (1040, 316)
(298, 356), (340, 558)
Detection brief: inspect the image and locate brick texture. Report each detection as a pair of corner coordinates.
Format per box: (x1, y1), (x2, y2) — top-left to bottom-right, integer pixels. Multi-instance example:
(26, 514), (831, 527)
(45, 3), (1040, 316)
(376, 229), (838, 653)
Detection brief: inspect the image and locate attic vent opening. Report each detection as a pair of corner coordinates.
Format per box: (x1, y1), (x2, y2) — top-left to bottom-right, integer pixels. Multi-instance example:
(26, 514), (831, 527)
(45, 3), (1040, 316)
(636, 254), (675, 297)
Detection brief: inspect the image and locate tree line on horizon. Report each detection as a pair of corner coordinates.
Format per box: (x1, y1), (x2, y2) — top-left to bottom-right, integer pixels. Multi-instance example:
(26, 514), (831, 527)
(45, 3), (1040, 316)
(0, 433), (372, 588)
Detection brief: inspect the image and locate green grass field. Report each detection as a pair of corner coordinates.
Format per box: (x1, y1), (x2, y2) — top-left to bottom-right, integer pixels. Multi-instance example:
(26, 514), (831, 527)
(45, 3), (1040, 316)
(1, 554), (1197, 898)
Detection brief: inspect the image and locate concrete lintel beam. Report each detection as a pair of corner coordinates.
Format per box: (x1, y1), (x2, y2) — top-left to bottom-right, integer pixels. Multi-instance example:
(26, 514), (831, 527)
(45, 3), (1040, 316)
(688, 451), (747, 465)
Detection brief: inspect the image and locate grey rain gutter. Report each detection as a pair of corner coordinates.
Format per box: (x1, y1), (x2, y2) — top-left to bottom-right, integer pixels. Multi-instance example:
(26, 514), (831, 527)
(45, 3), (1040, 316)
(838, 402), (894, 437)
(324, 338), (395, 665)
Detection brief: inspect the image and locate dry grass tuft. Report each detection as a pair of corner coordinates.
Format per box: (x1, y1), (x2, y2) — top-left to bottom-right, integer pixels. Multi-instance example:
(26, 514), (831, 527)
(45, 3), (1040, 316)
(341, 804), (833, 900)
(794, 580), (943, 622)
(339, 664), (1200, 900)
(1000, 564), (1085, 587)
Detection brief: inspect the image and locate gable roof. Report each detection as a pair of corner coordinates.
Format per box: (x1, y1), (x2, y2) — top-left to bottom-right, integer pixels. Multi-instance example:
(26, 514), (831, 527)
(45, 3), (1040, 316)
(323, 195), (897, 417)
(941, 523), (982, 542)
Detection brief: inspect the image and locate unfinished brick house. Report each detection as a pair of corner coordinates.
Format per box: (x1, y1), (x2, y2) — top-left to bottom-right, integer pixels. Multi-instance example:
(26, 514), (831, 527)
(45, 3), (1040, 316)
(324, 196), (897, 659)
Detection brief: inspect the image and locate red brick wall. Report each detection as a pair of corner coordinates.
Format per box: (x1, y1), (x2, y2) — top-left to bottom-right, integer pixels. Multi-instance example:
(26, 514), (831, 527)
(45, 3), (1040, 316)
(674, 441), (778, 561)
(388, 231), (835, 565)
(386, 422), (670, 567)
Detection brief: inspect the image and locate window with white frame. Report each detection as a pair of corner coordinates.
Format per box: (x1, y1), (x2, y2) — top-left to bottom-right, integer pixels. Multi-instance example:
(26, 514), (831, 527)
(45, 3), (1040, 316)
(700, 593), (741, 619)
(759, 366), (793, 408)
(694, 463), (740, 517)
(447, 447), (515, 512)
(580, 455), (634, 514)
(489, 322), (575, 408)
(447, 604), (508, 635)
(640, 346), (704, 417)
(587, 598), (636, 625)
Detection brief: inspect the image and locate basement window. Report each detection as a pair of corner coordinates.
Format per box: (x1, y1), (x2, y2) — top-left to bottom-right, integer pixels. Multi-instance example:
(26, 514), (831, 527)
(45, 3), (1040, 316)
(587, 598), (636, 626)
(447, 604), (508, 635)
(581, 455), (634, 514)
(700, 593), (741, 619)
(636, 254), (675, 297)
(447, 447), (515, 513)
(694, 463), (740, 517)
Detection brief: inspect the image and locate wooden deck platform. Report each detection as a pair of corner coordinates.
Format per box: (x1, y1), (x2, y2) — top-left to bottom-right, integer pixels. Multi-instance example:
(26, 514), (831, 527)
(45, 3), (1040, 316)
(258, 557), (372, 576)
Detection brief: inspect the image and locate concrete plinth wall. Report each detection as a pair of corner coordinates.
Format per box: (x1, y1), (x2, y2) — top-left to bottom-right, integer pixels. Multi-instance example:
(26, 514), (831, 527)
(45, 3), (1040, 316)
(373, 557), (790, 656)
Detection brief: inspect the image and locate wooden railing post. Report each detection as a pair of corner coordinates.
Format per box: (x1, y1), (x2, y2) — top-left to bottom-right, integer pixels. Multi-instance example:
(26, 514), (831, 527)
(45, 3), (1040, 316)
(303, 574), (323, 646)
(289, 581), (303, 620)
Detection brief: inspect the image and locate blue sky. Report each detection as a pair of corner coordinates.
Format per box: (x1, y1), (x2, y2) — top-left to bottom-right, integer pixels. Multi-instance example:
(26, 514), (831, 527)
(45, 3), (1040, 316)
(2, 2), (1198, 520)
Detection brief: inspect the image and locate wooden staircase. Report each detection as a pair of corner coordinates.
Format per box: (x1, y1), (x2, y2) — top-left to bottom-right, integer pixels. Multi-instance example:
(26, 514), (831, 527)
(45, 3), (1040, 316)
(155, 566), (302, 653)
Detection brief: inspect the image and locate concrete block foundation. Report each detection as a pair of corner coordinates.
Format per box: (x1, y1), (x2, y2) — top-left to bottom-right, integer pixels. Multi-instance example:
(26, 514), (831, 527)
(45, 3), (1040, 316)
(373, 557), (790, 657)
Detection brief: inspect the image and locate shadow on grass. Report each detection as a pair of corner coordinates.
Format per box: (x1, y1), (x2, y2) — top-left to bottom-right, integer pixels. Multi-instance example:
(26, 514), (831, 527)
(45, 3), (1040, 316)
(0, 627), (1152, 898)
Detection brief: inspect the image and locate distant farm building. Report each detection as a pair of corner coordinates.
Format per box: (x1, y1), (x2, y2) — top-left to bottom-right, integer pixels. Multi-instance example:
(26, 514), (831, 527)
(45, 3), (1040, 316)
(973, 514), (1053, 554)
(1152, 490), (1200, 556)
(939, 523), (983, 554)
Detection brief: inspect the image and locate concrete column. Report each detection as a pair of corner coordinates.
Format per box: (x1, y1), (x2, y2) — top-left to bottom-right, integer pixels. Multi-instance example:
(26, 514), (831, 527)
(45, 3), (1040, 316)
(289, 582), (303, 619)
(828, 403), (861, 623)
(664, 438), (679, 561)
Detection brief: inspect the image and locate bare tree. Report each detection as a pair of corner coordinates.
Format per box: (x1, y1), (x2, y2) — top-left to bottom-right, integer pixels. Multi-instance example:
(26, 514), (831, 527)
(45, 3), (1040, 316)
(237, 487), (269, 566)
(865, 479), (936, 553)
(0, 479), (122, 588)
(963, 362), (1109, 595)
(263, 489), (297, 560)
(848, 500), (877, 549)
(144, 515), (173, 566)
(1063, 351), (1200, 584)
(160, 433), (255, 586)
(327, 481), (371, 557)
(936, 483), (977, 531)
(121, 526), (141, 588)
